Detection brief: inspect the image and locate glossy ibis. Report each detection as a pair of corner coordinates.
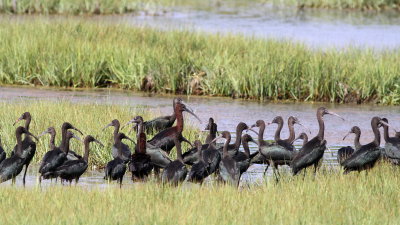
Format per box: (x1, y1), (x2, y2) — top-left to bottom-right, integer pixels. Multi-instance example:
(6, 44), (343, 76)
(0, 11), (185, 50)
(54, 135), (103, 184)
(38, 127), (57, 150)
(147, 98), (200, 154)
(104, 133), (135, 187)
(292, 132), (309, 146)
(182, 118), (219, 166)
(103, 119), (132, 162)
(381, 118), (400, 164)
(129, 116), (171, 170)
(337, 126), (361, 164)
(212, 131), (240, 186)
(0, 127), (38, 184)
(129, 132), (154, 181)
(205, 117), (218, 144)
(292, 107), (344, 175)
(341, 117), (386, 174)
(38, 122), (82, 181)
(217, 122), (249, 158)
(187, 140), (209, 183)
(161, 135), (188, 186)
(12, 112), (37, 185)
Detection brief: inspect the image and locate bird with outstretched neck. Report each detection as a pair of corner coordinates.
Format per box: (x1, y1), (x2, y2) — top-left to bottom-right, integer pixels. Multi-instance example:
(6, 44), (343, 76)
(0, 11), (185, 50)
(54, 135), (103, 185)
(146, 98), (201, 154)
(11, 112), (37, 185)
(212, 131), (240, 186)
(217, 122), (250, 158)
(188, 140), (209, 184)
(292, 107), (344, 176)
(161, 134), (188, 185)
(338, 126), (362, 164)
(38, 122), (82, 182)
(0, 127), (38, 184)
(381, 118), (400, 164)
(104, 133), (135, 188)
(127, 116), (171, 178)
(341, 117), (387, 174)
(129, 129), (154, 181)
(103, 119), (132, 163)
(182, 118), (219, 166)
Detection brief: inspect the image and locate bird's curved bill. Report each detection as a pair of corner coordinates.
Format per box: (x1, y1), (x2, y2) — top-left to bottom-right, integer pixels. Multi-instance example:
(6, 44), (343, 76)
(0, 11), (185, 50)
(94, 139), (105, 147)
(121, 119), (137, 129)
(246, 128), (259, 135)
(380, 120), (390, 128)
(327, 111), (345, 121)
(297, 122), (312, 134)
(26, 131), (39, 142)
(72, 126), (84, 135)
(210, 134), (224, 143)
(13, 116), (23, 126)
(38, 130), (50, 138)
(128, 124), (138, 135)
(124, 136), (137, 145)
(182, 102), (202, 123)
(71, 133), (83, 142)
(342, 131), (352, 141)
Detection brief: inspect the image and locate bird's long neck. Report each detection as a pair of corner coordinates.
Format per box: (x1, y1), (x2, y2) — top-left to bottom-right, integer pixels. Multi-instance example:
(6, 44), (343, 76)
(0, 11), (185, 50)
(169, 113), (176, 124)
(175, 140), (183, 162)
(115, 138), (123, 157)
(63, 137), (72, 154)
(274, 121), (283, 142)
(234, 127), (245, 150)
(223, 136), (231, 158)
(16, 131), (23, 156)
(372, 124), (381, 147)
(286, 122), (295, 143)
(84, 141), (90, 163)
(258, 123), (265, 144)
(49, 131), (56, 150)
(138, 134), (146, 154)
(317, 114), (325, 140)
(176, 109), (184, 133)
(383, 125), (390, 143)
(24, 117), (31, 131)
(354, 131), (361, 150)
(113, 124), (120, 141)
(242, 140), (250, 158)
(60, 129), (68, 153)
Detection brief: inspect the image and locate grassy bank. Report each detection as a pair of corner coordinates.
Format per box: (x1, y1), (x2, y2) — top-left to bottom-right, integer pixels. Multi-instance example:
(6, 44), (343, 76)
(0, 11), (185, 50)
(0, 100), (202, 167)
(0, 20), (400, 104)
(0, 0), (399, 14)
(1, 164), (400, 224)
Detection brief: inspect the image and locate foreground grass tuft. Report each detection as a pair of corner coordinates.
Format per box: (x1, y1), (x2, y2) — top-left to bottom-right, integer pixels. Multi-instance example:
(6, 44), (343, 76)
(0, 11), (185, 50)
(0, 19), (399, 104)
(1, 164), (400, 224)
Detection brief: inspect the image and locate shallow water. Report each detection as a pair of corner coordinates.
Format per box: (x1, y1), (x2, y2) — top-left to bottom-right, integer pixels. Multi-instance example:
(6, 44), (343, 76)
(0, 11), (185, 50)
(99, 3), (400, 49)
(1, 86), (399, 187)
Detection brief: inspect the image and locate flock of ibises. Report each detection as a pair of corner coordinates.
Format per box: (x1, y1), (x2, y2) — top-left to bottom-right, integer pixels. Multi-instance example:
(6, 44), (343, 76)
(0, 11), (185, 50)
(0, 98), (399, 187)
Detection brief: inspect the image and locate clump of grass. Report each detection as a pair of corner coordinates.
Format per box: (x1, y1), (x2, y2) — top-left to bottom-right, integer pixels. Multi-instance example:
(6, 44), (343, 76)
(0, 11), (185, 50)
(0, 19), (399, 104)
(0, 100), (203, 167)
(1, 163), (400, 224)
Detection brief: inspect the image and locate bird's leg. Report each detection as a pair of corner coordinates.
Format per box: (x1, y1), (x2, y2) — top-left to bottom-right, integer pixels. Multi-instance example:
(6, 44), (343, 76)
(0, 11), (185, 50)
(271, 161), (279, 183)
(119, 177), (123, 188)
(75, 178), (79, 185)
(22, 164), (29, 186)
(154, 166), (161, 180)
(12, 177), (16, 185)
(263, 164), (270, 177)
(275, 164), (281, 178)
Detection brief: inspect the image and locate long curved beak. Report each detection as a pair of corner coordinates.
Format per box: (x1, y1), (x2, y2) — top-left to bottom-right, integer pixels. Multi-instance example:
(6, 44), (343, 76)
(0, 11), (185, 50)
(211, 134), (223, 144)
(72, 126), (83, 135)
(380, 120), (390, 127)
(71, 133), (83, 143)
(38, 130), (50, 138)
(13, 116), (23, 126)
(128, 124), (138, 135)
(297, 122), (312, 134)
(327, 111), (345, 121)
(182, 102), (202, 123)
(124, 136), (137, 145)
(342, 131), (352, 141)
(26, 131), (39, 142)
(94, 139), (105, 148)
(102, 123), (113, 131)
(246, 128), (259, 135)
(121, 119), (135, 130)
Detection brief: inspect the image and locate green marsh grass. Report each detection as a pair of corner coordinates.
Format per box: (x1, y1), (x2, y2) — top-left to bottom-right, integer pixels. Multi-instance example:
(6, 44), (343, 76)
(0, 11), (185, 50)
(1, 164), (400, 224)
(0, 19), (400, 104)
(0, 100), (203, 167)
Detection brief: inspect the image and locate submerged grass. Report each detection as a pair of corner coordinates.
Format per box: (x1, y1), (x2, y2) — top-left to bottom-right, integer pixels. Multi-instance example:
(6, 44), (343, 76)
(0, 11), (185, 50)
(0, 100), (203, 167)
(1, 19), (400, 104)
(1, 164), (400, 224)
(0, 0), (399, 14)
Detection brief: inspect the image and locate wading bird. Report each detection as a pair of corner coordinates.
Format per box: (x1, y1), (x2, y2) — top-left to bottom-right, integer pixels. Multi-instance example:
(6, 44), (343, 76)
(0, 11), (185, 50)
(188, 140), (209, 183)
(103, 119), (132, 163)
(0, 127), (38, 184)
(341, 117), (386, 174)
(381, 118), (400, 164)
(291, 107), (344, 176)
(337, 126), (361, 164)
(129, 131), (154, 181)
